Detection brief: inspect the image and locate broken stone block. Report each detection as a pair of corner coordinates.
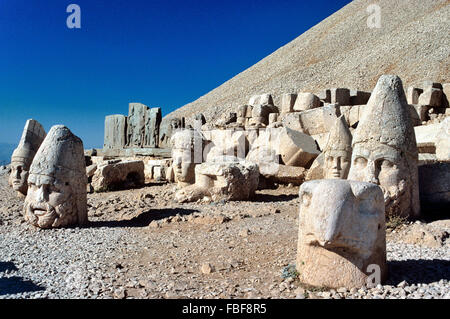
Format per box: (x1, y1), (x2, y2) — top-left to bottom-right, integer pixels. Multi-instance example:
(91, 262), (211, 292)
(194, 113), (206, 130)
(418, 88), (443, 107)
(330, 88), (350, 106)
(304, 153), (324, 181)
(293, 93), (320, 111)
(10, 119), (46, 196)
(91, 160), (145, 192)
(297, 179), (387, 289)
(144, 107), (162, 148)
(281, 93), (297, 114)
(279, 127), (320, 168)
(174, 158), (259, 203)
(406, 87), (423, 105)
(414, 122), (439, 153)
(411, 104), (430, 122)
(127, 103), (148, 148)
(159, 117), (185, 148)
(265, 165), (306, 185)
(350, 90), (371, 105)
(104, 115), (127, 150)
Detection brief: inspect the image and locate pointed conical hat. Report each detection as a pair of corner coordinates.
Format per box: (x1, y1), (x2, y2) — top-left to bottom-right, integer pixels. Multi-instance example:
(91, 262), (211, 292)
(28, 125), (86, 185)
(11, 119), (46, 168)
(324, 115), (352, 153)
(352, 75), (417, 159)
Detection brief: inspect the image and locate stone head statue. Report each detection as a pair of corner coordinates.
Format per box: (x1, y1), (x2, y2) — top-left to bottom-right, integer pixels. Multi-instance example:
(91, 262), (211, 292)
(323, 115), (352, 179)
(10, 119), (46, 196)
(297, 179), (387, 288)
(348, 75), (420, 218)
(170, 129), (204, 187)
(24, 125), (88, 228)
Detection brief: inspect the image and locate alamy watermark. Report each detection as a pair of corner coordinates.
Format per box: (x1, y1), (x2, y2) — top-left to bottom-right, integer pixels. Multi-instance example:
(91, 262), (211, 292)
(366, 4), (381, 29)
(66, 4), (81, 29)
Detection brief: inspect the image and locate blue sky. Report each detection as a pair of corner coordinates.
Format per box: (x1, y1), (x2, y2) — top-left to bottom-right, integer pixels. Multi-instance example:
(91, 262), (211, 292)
(0, 0), (351, 149)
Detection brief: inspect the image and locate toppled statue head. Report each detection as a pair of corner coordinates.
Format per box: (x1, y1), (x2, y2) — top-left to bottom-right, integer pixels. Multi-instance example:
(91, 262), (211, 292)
(323, 115), (352, 179)
(170, 129), (205, 187)
(24, 125), (88, 228)
(297, 179), (387, 289)
(10, 119), (46, 196)
(348, 75), (420, 218)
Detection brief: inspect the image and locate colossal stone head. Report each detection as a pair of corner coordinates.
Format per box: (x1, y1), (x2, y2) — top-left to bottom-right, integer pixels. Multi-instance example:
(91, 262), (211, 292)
(24, 125), (88, 228)
(323, 115), (352, 179)
(9, 119), (46, 196)
(297, 179), (387, 289)
(348, 75), (420, 218)
(170, 129), (204, 187)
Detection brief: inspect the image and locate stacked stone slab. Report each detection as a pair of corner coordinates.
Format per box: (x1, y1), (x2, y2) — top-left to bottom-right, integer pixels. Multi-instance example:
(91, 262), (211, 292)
(104, 115), (126, 149)
(104, 103), (163, 150)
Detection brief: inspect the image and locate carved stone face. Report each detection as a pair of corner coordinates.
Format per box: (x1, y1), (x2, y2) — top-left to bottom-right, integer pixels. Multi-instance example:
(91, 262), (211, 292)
(324, 150), (351, 179)
(297, 179), (387, 288)
(10, 160), (29, 195)
(172, 147), (195, 185)
(24, 174), (77, 228)
(348, 142), (411, 217)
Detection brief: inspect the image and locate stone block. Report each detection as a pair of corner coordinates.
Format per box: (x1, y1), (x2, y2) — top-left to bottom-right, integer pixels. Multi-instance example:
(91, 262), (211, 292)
(91, 160), (145, 192)
(281, 93), (297, 114)
(418, 88), (443, 107)
(330, 88), (350, 105)
(293, 93), (320, 111)
(350, 90), (371, 105)
(104, 115), (127, 150)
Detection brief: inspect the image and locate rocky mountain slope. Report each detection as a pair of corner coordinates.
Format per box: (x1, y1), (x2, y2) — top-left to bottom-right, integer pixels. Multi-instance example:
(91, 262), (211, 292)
(165, 0), (450, 124)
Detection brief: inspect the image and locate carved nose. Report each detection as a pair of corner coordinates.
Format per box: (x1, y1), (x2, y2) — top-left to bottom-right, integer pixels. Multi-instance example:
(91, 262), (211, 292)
(366, 161), (379, 184)
(36, 185), (46, 202)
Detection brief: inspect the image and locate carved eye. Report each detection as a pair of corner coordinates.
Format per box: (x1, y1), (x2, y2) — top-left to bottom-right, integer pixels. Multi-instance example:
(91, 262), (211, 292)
(301, 192), (311, 207)
(380, 159), (394, 169)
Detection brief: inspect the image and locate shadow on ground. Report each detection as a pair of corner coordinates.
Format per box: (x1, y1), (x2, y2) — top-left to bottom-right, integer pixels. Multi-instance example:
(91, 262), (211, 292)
(251, 193), (297, 203)
(386, 259), (450, 285)
(88, 208), (199, 228)
(0, 261), (45, 296)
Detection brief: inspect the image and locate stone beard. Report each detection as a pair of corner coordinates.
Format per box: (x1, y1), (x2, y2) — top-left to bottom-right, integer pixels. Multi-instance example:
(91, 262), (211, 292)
(348, 142), (415, 218)
(24, 174), (80, 228)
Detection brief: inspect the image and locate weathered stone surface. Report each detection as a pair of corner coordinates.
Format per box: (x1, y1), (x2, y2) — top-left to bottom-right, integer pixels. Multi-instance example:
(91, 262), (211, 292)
(418, 88), (443, 107)
(436, 117), (450, 161)
(322, 103), (341, 128)
(248, 94), (274, 107)
(91, 160), (145, 192)
(24, 125), (87, 228)
(323, 115), (352, 179)
(174, 157), (259, 202)
(406, 87), (423, 105)
(127, 103), (148, 147)
(418, 162), (450, 209)
(281, 93), (297, 114)
(330, 88), (350, 105)
(293, 93), (320, 111)
(204, 130), (247, 162)
(104, 115), (127, 150)
(305, 153), (324, 181)
(348, 75), (420, 219)
(350, 90), (371, 105)
(194, 113), (206, 130)
(422, 80), (442, 90)
(144, 107), (162, 148)
(10, 119), (46, 196)
(411, 104), (430, 122)
(265, 165), (306, 185)
(297, 179), (387, 289)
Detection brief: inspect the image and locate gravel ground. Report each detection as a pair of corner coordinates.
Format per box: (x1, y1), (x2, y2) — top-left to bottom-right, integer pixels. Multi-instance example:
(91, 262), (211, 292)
(0, 169), (448, 299)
